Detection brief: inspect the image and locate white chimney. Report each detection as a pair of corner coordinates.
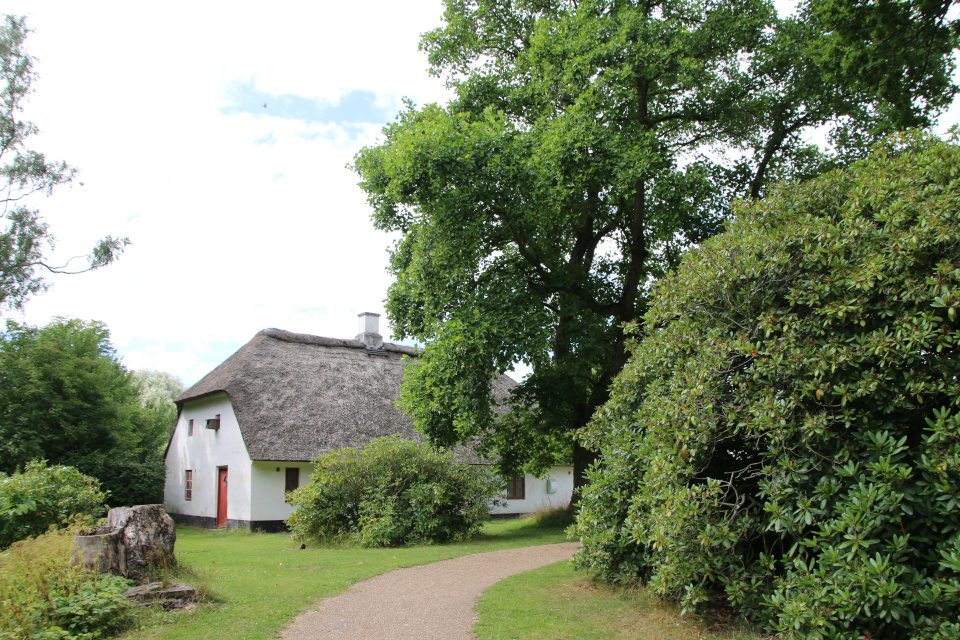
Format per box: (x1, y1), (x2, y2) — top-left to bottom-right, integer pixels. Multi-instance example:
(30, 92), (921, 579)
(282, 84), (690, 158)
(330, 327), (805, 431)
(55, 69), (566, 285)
(355, 312), (383, 349)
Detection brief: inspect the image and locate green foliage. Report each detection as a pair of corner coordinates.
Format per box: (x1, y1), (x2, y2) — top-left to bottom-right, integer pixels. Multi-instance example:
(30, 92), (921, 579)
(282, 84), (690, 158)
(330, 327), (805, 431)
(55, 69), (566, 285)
(806, 0), (957, 129)
(286, 436), (506, 546)
(63, 369), (183, 507)
(131, 369), (183, 442)
(131, 369), (184, 408)
(0, 318), (143, 468)
(354, 0), (958, 488)
(575, 132), (960, 639)
(0, 460), (105, 548)
(0, 15), (127, 313)
(0, 523), (133, 640)
(68, 452), (165, 508)
(0, 318), (168, 507)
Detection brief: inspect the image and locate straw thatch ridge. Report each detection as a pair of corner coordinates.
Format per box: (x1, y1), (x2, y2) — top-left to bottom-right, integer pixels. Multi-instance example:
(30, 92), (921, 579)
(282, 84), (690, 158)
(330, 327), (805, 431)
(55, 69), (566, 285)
(175, 328), (512, 462)
(259, 327), (421, 355)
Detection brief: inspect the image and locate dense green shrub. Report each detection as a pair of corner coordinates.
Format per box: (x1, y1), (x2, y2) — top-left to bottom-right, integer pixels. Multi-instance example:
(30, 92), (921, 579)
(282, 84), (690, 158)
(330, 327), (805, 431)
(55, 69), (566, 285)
(575, 132), (960, 639)
(0, 460), (106, 548)
(68, 452), (165, 508)
(286, 436), (505, 546)
(0, 523), (133, 640)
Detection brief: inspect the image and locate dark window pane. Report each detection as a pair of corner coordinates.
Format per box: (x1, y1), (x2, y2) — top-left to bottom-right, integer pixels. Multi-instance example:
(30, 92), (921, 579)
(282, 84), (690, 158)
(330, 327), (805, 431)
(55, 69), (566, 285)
(285, 467), (299, 493)
(506, 474), (525, 500)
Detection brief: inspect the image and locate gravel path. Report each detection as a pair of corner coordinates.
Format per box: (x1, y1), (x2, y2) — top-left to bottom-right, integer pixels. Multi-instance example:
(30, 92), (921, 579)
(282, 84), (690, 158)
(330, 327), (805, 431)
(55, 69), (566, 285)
(279, 542), (579, 640)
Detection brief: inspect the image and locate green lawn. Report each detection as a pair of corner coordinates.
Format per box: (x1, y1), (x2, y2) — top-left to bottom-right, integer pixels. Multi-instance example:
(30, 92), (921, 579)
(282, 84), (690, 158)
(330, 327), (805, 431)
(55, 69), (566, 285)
(475, 561), (762, 640)
(126, 520), (759, 640)
(124, 519), (569, 640)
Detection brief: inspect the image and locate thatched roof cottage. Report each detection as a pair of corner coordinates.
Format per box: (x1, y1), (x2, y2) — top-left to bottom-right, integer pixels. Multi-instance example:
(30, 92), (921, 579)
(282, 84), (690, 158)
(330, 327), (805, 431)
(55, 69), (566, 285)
(163, 313), (573, 531)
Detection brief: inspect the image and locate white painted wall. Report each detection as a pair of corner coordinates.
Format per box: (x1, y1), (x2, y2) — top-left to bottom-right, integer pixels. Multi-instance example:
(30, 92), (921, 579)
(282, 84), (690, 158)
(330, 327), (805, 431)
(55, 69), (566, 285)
(249, 460), (316, 522)
(164, 393), (252, 524)
(491, 465), (575, 515)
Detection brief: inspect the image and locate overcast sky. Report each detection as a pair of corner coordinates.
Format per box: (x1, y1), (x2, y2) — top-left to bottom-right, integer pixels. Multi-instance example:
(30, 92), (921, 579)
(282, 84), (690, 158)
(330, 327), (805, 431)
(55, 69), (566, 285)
(5, 1), (960, 386)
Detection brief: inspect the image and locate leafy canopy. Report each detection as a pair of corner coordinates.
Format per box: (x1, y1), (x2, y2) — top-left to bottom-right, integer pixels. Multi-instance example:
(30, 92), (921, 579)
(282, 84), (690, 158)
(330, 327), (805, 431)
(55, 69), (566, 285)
(354, 0), (958, 488)
(575, 132), (960, 640)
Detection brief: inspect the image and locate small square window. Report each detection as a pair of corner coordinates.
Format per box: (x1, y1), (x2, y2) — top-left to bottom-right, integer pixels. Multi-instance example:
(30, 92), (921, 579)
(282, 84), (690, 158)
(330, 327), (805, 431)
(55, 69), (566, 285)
(506, 474), (525, 500)
(188, 419), (194, 436)
(185, 470), (193, 501)
(285, 468), (300, 493)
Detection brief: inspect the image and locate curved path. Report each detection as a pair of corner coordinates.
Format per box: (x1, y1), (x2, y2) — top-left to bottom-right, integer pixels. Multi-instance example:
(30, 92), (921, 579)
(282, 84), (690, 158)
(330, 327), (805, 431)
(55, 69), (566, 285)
(280, 542), (579, 640)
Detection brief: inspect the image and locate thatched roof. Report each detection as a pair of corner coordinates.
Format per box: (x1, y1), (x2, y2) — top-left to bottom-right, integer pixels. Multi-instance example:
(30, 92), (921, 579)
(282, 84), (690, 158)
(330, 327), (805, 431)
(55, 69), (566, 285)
(175, 328), (514, 462)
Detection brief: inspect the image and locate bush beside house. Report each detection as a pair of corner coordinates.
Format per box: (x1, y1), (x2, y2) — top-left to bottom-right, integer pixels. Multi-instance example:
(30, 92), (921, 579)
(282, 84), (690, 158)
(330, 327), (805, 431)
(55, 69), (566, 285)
(575, 133), (960, 640)
(286, 436), (506, 546)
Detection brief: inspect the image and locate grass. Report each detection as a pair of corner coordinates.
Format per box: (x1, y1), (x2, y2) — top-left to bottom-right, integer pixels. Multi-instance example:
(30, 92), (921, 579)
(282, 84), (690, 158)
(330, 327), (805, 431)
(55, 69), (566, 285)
(1, 521), (135, 640)
(474, 561), (764, 640)
(123, 517), (569, 640)
(124, 517), (763, 640)
(526, 504), (577, 528)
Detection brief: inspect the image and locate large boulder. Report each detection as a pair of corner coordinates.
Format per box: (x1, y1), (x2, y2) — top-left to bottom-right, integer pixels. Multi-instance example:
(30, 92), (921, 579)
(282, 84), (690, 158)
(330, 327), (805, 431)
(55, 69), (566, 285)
(74, 504), (176, 582)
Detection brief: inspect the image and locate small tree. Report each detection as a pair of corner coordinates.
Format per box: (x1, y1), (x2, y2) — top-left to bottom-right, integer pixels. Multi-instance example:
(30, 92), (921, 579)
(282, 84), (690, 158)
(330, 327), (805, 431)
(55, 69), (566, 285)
(0, 460), (106, 548)
(575, 132), (960, 639)
(286, 436), (505, 546)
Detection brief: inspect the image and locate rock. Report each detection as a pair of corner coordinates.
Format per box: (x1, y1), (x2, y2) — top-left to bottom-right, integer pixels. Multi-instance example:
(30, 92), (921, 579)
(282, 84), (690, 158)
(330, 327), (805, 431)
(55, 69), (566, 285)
(122, 582), (164, 598)
(74, 504), (177, 582)
(123, 582), (197, 602)
(123, 582), (198, 609)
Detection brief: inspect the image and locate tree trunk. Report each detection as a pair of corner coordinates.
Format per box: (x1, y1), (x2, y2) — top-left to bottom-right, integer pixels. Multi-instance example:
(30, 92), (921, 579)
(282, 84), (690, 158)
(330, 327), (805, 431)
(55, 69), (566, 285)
(571, 439), (599, 507)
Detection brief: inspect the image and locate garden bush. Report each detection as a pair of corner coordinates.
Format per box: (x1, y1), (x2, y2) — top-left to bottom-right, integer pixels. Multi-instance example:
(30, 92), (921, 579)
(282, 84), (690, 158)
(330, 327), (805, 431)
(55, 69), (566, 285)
(67, 451), (166, 508)
(286, 435), (505, 546)
(0, 522), (133, 640)
(0, 460), (106, 548)
(574, 132), (960, 639)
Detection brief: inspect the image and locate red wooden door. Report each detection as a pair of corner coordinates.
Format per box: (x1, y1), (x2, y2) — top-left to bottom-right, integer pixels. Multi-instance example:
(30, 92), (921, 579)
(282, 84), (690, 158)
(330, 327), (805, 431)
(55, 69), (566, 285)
(216, 468), (228, 528)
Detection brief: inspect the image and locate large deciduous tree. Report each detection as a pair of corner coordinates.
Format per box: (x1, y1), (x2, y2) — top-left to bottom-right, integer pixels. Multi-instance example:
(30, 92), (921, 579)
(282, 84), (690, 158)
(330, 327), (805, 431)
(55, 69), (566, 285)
(1, 15), (127, 312)
(0, 318), (169, 506)
(354, 0), (957, 494)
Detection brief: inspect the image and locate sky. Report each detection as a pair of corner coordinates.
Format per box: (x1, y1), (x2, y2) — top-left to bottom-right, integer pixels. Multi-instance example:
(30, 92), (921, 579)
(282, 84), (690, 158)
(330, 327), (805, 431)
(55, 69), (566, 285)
(4, 1), (960, 386)
(5, 1), (453, 385)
